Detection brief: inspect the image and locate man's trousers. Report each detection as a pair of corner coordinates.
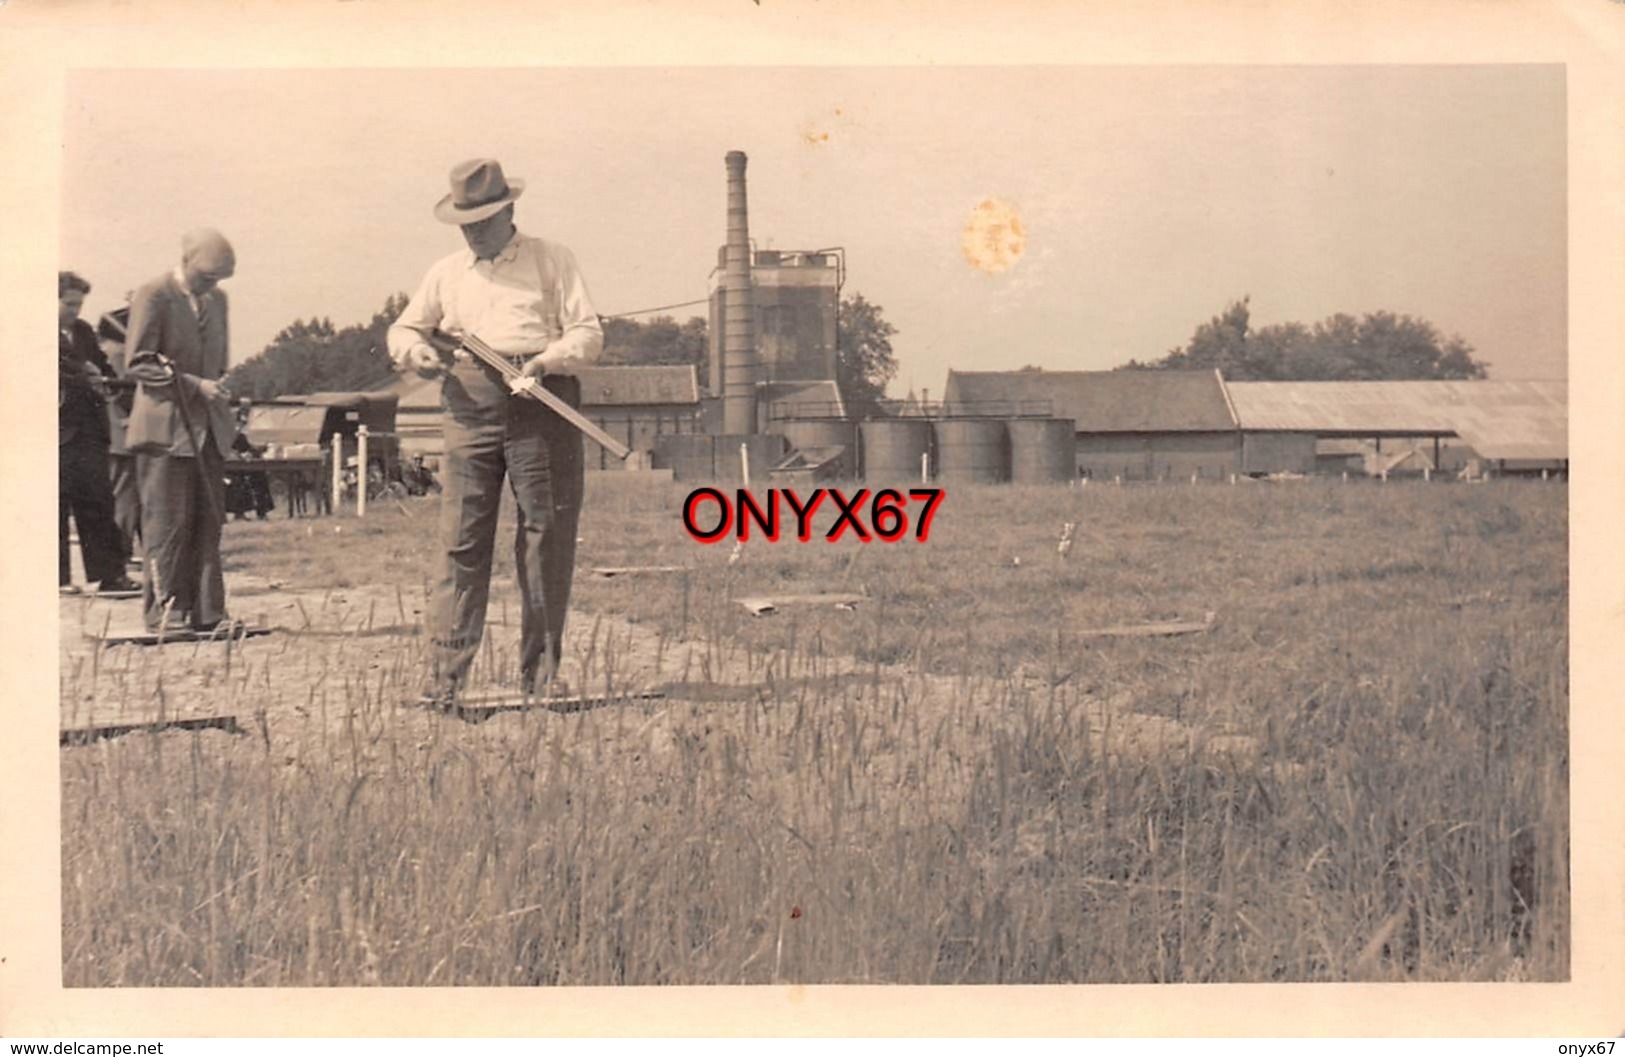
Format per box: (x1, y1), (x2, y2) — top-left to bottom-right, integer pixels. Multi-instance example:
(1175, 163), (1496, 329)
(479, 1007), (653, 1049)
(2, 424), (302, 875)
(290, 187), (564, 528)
(136, 439), (227, 630)
(429, 360), (584, 689)
(59, 436), (125, 587)
(109, 453), (140, 561)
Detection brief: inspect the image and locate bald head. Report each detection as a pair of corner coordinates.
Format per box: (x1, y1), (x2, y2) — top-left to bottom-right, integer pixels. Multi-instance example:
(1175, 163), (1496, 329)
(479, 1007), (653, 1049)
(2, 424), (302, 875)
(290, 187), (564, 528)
(180, 228), (236, 295)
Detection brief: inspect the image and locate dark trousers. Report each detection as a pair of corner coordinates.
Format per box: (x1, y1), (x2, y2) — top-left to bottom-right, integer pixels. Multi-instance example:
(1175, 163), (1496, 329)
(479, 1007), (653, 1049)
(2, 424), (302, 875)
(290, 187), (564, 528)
(430, 361), (584, 688)
(136, 440), (227, 630)
(109, 453), (141, 560)
(59, 436), (125, 586)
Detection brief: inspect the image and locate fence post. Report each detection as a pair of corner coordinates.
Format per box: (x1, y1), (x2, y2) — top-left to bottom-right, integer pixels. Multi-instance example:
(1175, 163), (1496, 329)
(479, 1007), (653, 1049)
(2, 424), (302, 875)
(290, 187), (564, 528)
(740, 442), (750, 489)
(920, 451), (929, 484)
(330, 436), (343, 515)
(357, 425), (369, 518)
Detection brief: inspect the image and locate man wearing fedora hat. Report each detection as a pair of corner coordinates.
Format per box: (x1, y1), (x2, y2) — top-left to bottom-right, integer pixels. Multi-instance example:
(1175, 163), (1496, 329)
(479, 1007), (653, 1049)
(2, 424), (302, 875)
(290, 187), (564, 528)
(389, 158), (604, 706)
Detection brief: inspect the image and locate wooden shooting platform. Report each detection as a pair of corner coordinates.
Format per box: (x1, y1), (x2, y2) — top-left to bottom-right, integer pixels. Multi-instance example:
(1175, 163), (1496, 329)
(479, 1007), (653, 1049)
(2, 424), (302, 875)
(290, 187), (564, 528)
(737, 593), (865, 616)
(1075, 612), (1217, 641)
(61, 714), (245, 747)
(84, 623), (272, 647)
(419, 686), (666, 721)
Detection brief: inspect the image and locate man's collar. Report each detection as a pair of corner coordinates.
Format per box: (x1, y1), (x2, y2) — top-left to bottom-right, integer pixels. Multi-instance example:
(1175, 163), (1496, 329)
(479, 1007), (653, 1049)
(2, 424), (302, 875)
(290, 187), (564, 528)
(172, 266), (196, 298)
(465, 229), (524, 268)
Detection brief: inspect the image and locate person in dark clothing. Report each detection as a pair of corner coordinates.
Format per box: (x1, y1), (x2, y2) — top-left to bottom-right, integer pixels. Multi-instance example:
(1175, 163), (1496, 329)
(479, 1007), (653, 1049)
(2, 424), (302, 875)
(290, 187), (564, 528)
(59, 271), (139, 596)
(97, 306), (141, 562)
(224, 414), (275, 520)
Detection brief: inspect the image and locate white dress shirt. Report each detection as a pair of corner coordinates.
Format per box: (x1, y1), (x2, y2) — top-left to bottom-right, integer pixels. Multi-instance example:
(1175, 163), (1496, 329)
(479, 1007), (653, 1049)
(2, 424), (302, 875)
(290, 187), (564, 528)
(388, 230), (604, 375)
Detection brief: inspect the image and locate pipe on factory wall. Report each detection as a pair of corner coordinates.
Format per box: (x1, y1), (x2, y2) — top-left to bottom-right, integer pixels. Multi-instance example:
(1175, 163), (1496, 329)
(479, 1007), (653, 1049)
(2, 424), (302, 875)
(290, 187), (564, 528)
(722, 151), (758, 435)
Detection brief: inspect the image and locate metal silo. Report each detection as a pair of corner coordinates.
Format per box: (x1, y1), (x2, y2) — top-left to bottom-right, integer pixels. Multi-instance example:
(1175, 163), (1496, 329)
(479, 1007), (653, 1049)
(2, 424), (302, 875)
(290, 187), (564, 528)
(934, 418), (1009, 483)
(1007, 418), (1076, 484)
(859, 419), (933, 482)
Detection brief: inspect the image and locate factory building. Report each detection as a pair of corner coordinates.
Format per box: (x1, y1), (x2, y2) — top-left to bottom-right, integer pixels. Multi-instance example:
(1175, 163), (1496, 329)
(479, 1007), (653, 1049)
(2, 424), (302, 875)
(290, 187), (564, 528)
(576, 365), (705, 470)
(708, 249), (841, 392)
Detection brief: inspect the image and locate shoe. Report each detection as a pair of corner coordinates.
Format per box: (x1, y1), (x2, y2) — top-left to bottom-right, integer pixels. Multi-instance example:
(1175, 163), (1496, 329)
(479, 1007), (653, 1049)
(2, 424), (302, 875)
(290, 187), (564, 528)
(521, 672), (572, 700)
(417, 679), (462, 712)
(147, 612), (192, 634)
(193, 616), (245, 635)
(97, 575), (140, 594)
(59, 584), (83, 596)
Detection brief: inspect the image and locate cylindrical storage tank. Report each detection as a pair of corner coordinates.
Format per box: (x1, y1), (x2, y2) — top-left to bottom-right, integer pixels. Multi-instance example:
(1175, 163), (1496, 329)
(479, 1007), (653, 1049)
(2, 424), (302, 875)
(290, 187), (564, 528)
(934, 419), (1009, 483)
(770, 418), (857, 455)
(860, 419), (933, 482)
(1007, 418), (1076, 484)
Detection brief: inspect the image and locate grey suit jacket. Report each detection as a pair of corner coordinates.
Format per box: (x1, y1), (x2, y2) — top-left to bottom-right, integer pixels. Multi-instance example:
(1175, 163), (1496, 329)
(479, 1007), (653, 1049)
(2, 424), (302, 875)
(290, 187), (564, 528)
(124, 272), (235, 459)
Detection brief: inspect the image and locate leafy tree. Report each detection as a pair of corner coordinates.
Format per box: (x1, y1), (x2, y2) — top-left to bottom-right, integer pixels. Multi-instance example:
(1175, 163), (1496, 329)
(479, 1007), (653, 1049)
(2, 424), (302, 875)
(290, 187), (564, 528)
(836, 293), (899, 417)
(227, 293), (409, 399)
(1121, 297), (1489, 381)
(600, 314), (709, 385)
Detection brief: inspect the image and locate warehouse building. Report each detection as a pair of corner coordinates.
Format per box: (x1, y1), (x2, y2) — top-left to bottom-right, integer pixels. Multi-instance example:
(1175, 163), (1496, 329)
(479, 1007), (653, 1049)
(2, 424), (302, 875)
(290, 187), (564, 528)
(941, 369), (1259, 480)
(1225, 379), (1568, 476)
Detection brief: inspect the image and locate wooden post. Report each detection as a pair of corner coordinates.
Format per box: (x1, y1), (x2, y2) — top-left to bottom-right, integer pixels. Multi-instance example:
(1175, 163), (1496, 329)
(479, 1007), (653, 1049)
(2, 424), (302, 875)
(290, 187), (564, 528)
(1342, 471), (1348, 484)
(920, 451), (929, 483)
(330, 436), (343, 515)
(740, 442), (750, 488)
(356, 425), (369, 518)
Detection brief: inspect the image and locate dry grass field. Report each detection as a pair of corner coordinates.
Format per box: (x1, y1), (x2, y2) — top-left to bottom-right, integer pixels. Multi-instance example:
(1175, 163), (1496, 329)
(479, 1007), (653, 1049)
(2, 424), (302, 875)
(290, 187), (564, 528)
(59, 475), (1568, 985)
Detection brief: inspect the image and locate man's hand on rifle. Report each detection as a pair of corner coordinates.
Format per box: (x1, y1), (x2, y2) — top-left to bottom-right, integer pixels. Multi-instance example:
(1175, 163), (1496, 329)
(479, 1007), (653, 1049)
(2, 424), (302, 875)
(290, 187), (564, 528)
(196, 377), (232, 404)
(518, 352), (552, 381)
(405, 342), (447, 379)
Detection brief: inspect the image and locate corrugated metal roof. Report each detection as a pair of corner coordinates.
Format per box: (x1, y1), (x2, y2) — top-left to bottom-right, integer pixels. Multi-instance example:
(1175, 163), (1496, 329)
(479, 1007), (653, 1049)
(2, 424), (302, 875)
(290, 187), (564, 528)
(577, 365), (700, 407)
(943, 370), (1237, 432)
(1227, 380), (1567, 460)
(244, 405), (329, 446)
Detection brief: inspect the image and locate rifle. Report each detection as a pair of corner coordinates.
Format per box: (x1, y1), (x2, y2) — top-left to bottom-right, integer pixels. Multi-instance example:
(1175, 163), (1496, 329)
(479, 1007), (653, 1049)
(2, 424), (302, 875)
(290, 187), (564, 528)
(423, 329), (631, 461)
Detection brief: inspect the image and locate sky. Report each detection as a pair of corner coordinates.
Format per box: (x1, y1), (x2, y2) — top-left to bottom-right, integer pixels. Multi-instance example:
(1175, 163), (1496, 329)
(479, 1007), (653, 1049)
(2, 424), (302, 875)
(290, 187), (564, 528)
(60, 65), (1567, 392)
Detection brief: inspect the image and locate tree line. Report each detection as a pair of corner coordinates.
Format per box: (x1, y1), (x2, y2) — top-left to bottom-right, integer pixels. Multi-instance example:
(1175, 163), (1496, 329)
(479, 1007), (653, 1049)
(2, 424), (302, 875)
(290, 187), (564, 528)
(1120, 296), (1488, 380)
(225, 289), (1485, 406)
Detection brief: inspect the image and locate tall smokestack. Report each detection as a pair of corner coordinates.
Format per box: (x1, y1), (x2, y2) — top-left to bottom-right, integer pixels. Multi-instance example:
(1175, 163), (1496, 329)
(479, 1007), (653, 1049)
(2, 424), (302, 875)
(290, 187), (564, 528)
(722, 150), (758, 435)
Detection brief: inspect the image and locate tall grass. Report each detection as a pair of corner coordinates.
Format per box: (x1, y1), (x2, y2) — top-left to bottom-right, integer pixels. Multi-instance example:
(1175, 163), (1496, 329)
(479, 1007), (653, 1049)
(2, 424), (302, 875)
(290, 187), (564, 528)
(60, 478), (1568, 984)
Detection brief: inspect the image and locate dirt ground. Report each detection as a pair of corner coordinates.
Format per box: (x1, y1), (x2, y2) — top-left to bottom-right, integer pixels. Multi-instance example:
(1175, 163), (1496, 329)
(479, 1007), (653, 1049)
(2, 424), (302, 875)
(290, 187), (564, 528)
(58, 568), (1253, 766)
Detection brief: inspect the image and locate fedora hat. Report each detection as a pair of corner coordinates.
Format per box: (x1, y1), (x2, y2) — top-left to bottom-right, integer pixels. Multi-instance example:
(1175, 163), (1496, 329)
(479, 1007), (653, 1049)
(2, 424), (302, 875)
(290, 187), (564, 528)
(434, 158), (526, 225)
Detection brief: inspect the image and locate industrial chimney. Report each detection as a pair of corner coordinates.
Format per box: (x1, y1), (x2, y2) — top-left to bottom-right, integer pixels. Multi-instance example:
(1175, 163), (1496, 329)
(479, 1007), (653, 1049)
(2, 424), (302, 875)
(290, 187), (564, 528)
(721, 151), (758, 435)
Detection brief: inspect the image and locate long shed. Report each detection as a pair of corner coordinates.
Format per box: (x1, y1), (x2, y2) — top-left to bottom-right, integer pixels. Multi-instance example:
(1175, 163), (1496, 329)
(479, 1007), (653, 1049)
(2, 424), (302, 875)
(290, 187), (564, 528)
(941, 369), (1256, 480)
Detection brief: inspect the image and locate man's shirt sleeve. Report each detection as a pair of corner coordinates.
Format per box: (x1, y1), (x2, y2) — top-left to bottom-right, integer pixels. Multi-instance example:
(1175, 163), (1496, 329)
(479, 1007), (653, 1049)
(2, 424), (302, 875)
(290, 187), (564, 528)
(388, 261), (446, 365)
(537, 245), (603, 375)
